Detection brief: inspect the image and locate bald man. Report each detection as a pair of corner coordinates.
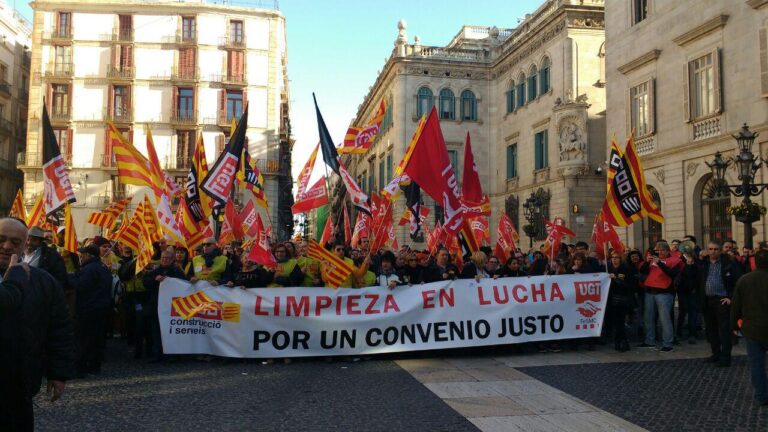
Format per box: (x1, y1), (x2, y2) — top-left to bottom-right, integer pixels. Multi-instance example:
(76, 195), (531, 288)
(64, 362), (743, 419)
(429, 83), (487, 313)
(0, 218), (75, 431)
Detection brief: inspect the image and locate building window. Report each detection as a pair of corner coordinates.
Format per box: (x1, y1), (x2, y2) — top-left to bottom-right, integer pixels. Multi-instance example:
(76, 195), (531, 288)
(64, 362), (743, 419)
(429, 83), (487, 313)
(378, 160), (385, 190)
(641, 186), (663, 251)
(700, 175), (731, 244)
(368, 171), (374, 195)
(438, 88), (455, 120)
(176, 87), (194, 119)
(534, 130), (548, 170)
(416, 86), (433, 118)
(227, 50), (244, 82)
(386, 153), (392, 183)
(505, 194), (519, 236)
(539, 57), (550, 94)
(112, 45), (132, 74)
(460, 90), (477, 121)
(225, 90), (243, 122)
(360, 174), (366, 196)
(516, 74), (526, 107)
(448, 149), (459, 180)
(182, 16), (196, 41)
(118, 15), (132, 40)
(56, 12), (71, 37)
(686, 49), (722, 120)
(632, 0), (648, 25)
(230, 20), (244, 44)
(176, 129), (195, 169)
(112, 85), (130, 118)
(434, 203), (444, 225)
(178, 47), (196, 79)
(53, 128), (71, 157)
(506, 81), (515, 113)
(54, 45), (72, 75)
(506, 144), (517, 179)
(630, 79), (655, 137)
(527, 66), (538, 102)
(51, 84), (69, 117)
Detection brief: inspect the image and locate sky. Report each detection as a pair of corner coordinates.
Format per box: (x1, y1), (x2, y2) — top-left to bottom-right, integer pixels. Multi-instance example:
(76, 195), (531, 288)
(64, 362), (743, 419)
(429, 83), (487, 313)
(13, 0), (543, 184)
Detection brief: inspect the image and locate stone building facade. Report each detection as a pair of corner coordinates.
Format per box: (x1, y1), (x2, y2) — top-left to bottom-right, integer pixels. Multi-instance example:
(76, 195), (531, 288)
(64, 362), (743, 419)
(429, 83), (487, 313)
(606, 0), (768, 250)
(336, 0), (606, 249)
(0, 1), (31, 215)
(21, 0), (293, 239)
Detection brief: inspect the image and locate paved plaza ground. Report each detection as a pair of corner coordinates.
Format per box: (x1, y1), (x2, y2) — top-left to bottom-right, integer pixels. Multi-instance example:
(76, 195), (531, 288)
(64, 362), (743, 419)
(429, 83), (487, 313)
(34, 340), (766, 431)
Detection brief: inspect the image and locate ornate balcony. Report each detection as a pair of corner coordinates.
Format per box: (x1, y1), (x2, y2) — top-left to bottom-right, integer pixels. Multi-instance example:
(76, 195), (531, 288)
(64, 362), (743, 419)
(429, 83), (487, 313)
(107, 65), (134, 80)
(218, 36), (246, 49)
(170, 110), (197, 125)
(43, 28), (73, 41)
(105, 108), (133, 124)
(50, 110), (71, 123)
(171, 67), (198, 82)
(217, 110), (239, 127)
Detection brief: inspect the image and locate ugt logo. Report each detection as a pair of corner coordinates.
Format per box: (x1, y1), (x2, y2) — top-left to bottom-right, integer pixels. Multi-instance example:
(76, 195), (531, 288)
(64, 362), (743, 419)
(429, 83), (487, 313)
(574, 280), (602, 319)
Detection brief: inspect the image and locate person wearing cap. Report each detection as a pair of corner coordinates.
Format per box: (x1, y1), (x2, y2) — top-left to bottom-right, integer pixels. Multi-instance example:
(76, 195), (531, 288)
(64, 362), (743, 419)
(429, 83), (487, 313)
(375, 251), (402, 289)
(190, 238), (229, 285)
(68, 243), (113, 376)
(24, 226), (68, 291)
(93, 236), (121, 275)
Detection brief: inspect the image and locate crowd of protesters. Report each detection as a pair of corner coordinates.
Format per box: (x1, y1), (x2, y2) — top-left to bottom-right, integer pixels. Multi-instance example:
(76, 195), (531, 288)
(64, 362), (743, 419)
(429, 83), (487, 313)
(5, 221), (768, 409)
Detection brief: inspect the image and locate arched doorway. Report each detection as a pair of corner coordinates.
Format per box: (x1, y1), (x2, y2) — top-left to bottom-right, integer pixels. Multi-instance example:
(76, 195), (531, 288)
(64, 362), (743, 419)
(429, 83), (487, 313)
(641, 186), (663, 251)
(700, 174), (732, 244)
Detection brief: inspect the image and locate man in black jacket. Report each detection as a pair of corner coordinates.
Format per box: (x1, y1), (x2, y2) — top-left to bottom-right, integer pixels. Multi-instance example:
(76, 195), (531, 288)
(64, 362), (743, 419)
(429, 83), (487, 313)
(143, 249), (187, 361)
(683, 240), (742, 367)
(423, 247), (459, 283)
(0, 218), (75, 431)
(68, 243), (113, 376)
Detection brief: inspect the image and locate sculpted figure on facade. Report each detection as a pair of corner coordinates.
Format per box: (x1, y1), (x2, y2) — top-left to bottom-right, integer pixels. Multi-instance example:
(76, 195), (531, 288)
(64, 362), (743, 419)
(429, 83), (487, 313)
(559, 121), (586, 161)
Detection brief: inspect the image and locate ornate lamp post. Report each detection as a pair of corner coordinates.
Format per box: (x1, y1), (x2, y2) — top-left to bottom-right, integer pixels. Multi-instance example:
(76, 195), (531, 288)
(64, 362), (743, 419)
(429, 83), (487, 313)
(706, 123), (766, 249)
(522, 194), (542, 249)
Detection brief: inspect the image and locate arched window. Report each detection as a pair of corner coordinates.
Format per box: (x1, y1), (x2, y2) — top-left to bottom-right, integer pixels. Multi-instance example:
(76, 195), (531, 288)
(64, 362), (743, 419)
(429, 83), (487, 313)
(416, 86), (433, 118)
(527, 65), (538, 102)
(438, 88), (455, 120)
(516, 73), (526, 107)
(460, 89), (477, 121)
(506, 80), (516, 113)
(641, 186), (663, 251)
(700, 175), (732, 244)
(539, 57), (551, 94)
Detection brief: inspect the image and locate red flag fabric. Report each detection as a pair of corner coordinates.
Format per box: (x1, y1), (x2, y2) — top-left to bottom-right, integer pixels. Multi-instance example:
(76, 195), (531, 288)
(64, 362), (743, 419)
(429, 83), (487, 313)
(342, 202), (352, 246)
(42, 105), (76, 215)
(592, 210), (625, 260)
(497, 213), (519, 255)
(351, 212), (370, 249)
(341, 99), (386, 154)
(494, 239), (509, 262)
(224, 200), (245, 240)
(238, 199), (258, 238)
(469, 216), (490, 246)
(292, 179), (329, 214)
(399, 107), (464, 234)
(320, 213), (334, 246)
(543, 217), (576, 260)
(461, 132), (484, 205)
(246, 214), (277, 268)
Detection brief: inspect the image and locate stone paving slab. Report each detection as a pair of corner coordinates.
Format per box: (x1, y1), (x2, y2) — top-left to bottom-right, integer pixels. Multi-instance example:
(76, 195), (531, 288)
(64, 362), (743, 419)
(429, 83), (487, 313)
(520, 356), (767, 432)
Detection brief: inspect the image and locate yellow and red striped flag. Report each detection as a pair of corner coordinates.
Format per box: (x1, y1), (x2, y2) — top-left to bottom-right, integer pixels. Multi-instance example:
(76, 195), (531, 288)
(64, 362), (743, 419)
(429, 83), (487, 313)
(104, 198), (131, 219)
(135, 217), (155, 274)
(87, 211), (116, 229)
(107, 122), (154, 187)
(172, 290), (221, 320)
(9, 189), (26, 221)
(63, 203), (78, 254)
(175, 198), (210, 252)
(27, 194), (45, 228)
(306, 240), (354, 288)
(145, 128), (186, 247)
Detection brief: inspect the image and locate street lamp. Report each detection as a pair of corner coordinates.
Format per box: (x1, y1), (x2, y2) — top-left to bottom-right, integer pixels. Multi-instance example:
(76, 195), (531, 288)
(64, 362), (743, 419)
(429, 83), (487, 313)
(523, 194), (542, 248)
(706, 123), (766, 249)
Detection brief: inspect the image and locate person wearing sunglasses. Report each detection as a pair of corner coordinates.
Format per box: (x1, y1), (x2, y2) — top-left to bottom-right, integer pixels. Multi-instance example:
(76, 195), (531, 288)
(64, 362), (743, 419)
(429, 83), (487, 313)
(190, 238), (229, 285)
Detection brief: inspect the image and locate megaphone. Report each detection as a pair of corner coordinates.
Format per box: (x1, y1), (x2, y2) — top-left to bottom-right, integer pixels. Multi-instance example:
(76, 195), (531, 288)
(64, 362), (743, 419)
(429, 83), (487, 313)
(678, 240), (696, 255)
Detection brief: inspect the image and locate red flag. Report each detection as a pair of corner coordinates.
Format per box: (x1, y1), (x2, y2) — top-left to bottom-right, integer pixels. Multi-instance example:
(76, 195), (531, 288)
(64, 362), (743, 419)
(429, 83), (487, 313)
(320, 213), (334, 246)
(494, 239), (509, 262)
(497, 213), (519, 255)
(224, 200), (245, 240)
(342, 202), (351, 246)
(369, 194), (393, 252)
(593, 210), (625, 260)
(42, 105), (76, 215)
(469, 216), (490, 245)
(543, 217), (576, 260)
(351, 211), (370, 249)
(246, 214), (277, 268)
(461, 132), (484, 205)
(292, 179), (329, 214)
(341, 99), (386, 154)
(399, 108), (463, 234)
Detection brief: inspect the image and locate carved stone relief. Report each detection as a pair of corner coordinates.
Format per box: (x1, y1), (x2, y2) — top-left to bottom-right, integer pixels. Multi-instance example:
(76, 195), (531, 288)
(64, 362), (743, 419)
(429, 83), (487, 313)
(653, 168), (665, 185)
(558, 117), (587, 162)
(686, 162), (700, 179)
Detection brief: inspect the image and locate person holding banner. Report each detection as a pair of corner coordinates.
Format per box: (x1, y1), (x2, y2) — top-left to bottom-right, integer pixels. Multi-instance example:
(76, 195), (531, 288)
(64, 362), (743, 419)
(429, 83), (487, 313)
(191, 238), (229, 285)
(375, 251), (402, 289)
(269, 244), (304, 287)
(501, 257), (526, 277)
(401, 252), (425, 285)
(424, 247), (458, 283)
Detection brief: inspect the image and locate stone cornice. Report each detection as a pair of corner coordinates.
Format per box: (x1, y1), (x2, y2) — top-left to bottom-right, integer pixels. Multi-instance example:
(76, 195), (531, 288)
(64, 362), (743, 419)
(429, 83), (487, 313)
(30, 1), (283, 19)
(673, 14), (729, 47)
(747, 0), (768, 10)
(617, 49), (661, 75)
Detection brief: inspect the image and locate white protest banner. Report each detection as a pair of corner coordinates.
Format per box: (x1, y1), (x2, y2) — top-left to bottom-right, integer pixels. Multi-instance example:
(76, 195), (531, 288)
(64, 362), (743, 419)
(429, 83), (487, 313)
(159, 273), (611, 358)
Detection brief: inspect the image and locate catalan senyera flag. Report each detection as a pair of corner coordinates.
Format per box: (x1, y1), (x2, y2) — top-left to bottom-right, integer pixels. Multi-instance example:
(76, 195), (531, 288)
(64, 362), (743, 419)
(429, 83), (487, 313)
(341, 99), (386, 154)
(135, 218), (155, 274)
(140, 195), (163, 242)
(175, 199), (210, 252)
(602, 134), (664, 227)
(104, 198), (131, 220)
(9, 189), (26, 221)
(239, 146), (268, 209)
(87, 211), (116, 230)
(27, 194), (45, 228)
(185, 131), (212, 222)
(306, 240), (354, 289)
(63, 203), (78, 254)
(108, 122), (153, 187)
(171, 290), (221, 320)
(115, 203), (145, 252)
(145, 128), (187, 247)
